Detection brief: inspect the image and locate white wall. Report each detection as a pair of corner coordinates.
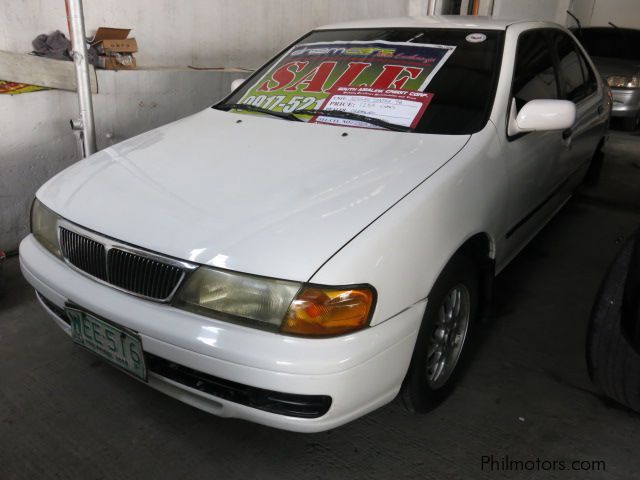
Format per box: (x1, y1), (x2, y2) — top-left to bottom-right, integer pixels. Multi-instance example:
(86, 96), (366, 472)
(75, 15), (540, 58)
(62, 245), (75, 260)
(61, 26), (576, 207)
(492, 0), (572, 23)
(0, 0), (412, 68)
(567, 0), (596, 27)
(569, 0), (640, 27)
(492, 0), (640, 27)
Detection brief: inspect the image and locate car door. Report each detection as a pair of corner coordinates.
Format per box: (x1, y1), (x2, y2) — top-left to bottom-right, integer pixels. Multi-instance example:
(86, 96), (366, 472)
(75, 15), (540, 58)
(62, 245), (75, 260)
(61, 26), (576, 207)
(500, 29), (568, 261)
(552, 30), (604, 185)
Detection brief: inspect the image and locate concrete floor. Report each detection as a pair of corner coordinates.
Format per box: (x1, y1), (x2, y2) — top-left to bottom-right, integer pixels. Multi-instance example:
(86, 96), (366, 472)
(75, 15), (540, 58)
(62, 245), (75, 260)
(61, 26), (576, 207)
(1, 129), (639, 480)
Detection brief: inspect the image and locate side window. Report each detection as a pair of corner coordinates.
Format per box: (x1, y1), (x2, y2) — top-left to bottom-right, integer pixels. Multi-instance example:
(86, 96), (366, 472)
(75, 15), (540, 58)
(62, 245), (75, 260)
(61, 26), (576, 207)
(577, 48), (598, 97)
(554, 32), (596, 102)
(512, 30), (559, 112)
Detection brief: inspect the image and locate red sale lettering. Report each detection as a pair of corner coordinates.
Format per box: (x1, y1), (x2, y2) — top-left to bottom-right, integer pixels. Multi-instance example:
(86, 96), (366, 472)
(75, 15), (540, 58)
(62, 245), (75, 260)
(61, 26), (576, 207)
(330, 62), (371, 90)
(390, 67), (424, 89)
(370, 65), (426, 90)
(285, 62), (338, 92)
(370, 65), (406, 89)
(257, 61), (308, 92)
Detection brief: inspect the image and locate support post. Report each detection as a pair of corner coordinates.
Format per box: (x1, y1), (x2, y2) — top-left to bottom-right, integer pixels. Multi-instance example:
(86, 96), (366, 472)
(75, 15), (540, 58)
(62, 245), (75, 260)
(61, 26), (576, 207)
(408, 0), (438, 16)
(66, 0), (96, 157)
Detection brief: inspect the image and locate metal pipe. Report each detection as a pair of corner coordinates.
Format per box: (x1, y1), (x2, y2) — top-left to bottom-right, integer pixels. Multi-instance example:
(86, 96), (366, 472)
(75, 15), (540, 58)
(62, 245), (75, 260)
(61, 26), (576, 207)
(66, 0), (96, 157)
(486, 0), (495, 16)
(427, 0), (438, 15)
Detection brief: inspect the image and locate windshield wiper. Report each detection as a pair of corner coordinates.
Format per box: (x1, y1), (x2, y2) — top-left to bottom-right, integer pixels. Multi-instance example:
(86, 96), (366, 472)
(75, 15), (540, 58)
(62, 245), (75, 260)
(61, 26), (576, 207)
(216, 103), (411, 131)
(216, 103), (303, 122)
(292, 109), (412, 132)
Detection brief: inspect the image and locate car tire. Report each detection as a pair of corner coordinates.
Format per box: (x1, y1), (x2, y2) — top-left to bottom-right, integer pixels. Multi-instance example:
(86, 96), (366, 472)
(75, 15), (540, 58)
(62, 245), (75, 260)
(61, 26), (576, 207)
(587, 236), (640, 412)
(401, 253), (479, 413)
(583, 143), (605, 187)
(622, 231), (640, 347)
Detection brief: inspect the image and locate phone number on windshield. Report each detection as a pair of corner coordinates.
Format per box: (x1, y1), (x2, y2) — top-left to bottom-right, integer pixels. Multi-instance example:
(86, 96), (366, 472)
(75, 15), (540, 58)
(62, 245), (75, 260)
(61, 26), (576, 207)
(240, 95), (324, 112)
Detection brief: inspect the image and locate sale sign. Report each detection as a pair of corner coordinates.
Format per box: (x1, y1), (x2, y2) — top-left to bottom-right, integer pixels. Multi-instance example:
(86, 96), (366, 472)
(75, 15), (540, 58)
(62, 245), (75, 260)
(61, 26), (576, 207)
(312, 87), (435, 129)
(237, 40), (455, 127)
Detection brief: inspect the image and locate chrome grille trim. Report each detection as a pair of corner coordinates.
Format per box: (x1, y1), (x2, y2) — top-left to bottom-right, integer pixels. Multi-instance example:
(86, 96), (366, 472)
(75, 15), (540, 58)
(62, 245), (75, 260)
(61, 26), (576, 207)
(60, 228), (108, 281)
(107, 249), (185, 301)
(57, 221), (197, 302)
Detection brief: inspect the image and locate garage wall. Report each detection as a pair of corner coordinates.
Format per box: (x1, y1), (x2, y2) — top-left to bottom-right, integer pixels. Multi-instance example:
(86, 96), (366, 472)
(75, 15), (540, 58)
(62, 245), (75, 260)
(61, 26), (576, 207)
(491, 0), (640, 27)
(0, 0), (417, 253)
(492, 0), (572, 23)
(0, 0), (412, 68)
(568, 0), (640, 27)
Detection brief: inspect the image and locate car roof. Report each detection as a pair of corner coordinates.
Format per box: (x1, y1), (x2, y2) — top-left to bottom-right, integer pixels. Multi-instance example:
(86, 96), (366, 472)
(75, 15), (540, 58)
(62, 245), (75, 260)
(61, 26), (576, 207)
(316, 15), (548, 31)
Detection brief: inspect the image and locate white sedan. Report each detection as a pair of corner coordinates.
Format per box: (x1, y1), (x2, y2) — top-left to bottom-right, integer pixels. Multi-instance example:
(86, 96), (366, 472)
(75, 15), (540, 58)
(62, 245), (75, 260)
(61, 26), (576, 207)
(20, 16), (610, 432)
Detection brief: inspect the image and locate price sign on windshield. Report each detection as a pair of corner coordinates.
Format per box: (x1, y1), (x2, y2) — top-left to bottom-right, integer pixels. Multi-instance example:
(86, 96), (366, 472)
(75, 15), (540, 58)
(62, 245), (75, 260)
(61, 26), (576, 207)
(312, 87), (435, 129)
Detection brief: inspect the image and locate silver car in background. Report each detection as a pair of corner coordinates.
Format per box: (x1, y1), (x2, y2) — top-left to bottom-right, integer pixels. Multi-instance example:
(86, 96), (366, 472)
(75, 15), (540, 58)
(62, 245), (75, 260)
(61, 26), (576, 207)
(574, 27), (640, 130)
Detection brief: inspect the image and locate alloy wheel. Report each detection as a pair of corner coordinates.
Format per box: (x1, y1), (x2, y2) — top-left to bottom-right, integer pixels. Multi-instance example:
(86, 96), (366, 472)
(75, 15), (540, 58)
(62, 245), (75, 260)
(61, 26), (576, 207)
(425, 284), (471, 389)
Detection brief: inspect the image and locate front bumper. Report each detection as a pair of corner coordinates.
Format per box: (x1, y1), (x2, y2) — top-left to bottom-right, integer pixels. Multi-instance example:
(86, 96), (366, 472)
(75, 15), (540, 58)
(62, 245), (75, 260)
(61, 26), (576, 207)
(20, 234), (423, 432)
(611, 88), (640, 118)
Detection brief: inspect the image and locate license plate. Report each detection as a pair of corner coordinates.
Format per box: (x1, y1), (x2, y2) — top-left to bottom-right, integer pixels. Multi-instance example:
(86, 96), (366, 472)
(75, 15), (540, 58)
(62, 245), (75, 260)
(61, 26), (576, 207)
(66, 306), (147, 381)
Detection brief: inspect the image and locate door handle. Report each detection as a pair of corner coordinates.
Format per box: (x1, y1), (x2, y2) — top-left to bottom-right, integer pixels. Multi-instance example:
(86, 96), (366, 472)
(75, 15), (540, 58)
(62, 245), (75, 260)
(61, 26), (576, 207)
(597, 105), (604, 115)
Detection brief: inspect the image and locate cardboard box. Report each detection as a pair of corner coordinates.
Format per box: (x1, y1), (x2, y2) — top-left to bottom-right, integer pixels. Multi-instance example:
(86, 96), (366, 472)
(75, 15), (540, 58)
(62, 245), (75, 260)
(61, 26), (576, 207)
(92, 27), (138, 53)
(97, 55), (137, 70)
(91, 27), (138, 69)
(97, 38), (138, 54)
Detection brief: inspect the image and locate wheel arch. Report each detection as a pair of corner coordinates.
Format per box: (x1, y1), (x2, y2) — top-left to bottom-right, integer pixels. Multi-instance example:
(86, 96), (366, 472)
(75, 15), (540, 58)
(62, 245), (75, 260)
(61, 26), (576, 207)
(448, 232), (496, 323)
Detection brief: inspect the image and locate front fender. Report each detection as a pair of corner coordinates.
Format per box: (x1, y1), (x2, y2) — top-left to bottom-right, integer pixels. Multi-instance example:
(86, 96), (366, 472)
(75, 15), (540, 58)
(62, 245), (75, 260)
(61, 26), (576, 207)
(310, 124), (508, 326)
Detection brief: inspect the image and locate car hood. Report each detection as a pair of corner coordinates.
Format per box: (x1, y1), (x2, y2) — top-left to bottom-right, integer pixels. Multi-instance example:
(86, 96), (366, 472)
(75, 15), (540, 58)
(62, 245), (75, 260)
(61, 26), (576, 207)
(39, 108), (470, 281)
(591, 56), (640, 77)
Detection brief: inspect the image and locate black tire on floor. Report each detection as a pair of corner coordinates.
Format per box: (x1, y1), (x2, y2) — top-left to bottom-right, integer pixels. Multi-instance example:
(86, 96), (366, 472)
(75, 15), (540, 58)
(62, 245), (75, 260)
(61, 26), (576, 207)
(622, 231), (640, 347)
(587, 236), (640, 412)
(401, 253), (479, 413)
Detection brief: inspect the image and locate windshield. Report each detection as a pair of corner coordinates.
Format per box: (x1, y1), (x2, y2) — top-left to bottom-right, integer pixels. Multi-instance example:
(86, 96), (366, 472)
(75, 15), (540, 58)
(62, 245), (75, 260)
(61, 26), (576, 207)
(216, 28), (504, 135)
(575, 28), (640, 61)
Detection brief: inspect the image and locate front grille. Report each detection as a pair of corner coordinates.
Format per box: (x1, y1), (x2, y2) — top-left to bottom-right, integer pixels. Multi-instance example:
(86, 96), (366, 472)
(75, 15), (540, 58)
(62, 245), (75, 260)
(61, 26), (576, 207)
(108, 249), (184, 300)
(60, 228), (107, 280)
(59, 227), (186, 301)
(146, 353), (332, 418)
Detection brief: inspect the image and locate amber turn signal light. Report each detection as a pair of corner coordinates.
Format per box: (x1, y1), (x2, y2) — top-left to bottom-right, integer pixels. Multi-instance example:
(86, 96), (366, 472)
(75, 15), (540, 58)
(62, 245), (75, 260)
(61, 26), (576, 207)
(281, 286), (375, 336)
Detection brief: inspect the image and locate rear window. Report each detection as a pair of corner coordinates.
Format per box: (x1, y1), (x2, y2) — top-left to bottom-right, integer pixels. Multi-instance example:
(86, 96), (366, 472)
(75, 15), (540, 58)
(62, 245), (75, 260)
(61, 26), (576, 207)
(217, 28), (504, 135)
(575, 28), (640, 61)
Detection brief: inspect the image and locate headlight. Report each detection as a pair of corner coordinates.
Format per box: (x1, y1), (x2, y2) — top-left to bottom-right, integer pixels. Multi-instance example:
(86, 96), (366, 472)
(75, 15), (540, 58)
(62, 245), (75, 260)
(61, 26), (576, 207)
(607, 75), (640, 89)
(175, 268), (301, 329)
(174, 267), (376, 336)
(30, 198), (62, 258)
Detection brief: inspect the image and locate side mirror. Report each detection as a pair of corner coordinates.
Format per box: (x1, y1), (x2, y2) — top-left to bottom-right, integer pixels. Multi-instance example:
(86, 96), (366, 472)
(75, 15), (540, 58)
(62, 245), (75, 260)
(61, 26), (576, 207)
(508, 99), (576, 136)
(230, 78), (246, 93)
